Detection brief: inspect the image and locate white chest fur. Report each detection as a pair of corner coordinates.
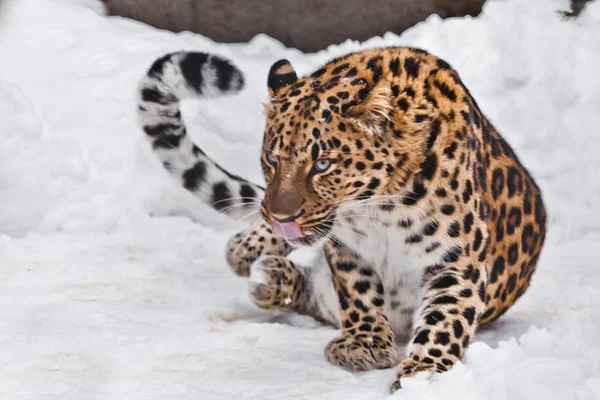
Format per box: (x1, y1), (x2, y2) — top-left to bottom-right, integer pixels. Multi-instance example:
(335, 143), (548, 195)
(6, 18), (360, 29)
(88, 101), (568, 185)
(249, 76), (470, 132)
(332, 204), (445, 339)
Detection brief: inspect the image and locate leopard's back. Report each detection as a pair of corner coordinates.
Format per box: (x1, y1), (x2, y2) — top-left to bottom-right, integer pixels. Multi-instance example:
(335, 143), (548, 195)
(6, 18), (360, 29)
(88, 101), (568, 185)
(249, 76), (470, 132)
(477, 124), (546, 323)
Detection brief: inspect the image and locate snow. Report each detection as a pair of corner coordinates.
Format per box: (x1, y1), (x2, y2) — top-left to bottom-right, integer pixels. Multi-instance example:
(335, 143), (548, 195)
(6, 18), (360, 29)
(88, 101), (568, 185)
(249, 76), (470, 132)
(0, 0), (599, 398)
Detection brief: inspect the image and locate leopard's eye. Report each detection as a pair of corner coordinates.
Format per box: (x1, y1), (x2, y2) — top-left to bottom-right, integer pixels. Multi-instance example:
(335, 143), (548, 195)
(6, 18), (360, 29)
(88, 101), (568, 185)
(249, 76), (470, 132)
(313, 159), (332, 173)
(266, 152), (278, 166)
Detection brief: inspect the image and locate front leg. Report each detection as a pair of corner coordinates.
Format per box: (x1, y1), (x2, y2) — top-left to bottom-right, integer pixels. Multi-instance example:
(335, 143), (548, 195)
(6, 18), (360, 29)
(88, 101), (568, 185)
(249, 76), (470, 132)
(248, 255), (340, 326)
(225, 221), (293, 277)
(323, 241), (396, 371)
(391, 259), (488, 391)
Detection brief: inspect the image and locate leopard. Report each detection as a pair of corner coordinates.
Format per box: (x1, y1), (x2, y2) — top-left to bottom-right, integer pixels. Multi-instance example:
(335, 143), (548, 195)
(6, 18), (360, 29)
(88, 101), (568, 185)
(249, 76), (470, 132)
(137, 47), (547, 392)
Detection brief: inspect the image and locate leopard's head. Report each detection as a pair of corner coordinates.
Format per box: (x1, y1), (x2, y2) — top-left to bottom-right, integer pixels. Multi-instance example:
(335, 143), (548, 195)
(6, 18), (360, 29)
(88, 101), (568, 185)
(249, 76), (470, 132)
(260, 58), (408, 243)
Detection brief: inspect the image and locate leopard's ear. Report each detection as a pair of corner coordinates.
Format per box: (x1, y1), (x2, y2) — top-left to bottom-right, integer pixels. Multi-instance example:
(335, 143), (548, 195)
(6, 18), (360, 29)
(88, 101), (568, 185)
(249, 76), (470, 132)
(344, 83), (392, 136)
(267, 59), (298, 98)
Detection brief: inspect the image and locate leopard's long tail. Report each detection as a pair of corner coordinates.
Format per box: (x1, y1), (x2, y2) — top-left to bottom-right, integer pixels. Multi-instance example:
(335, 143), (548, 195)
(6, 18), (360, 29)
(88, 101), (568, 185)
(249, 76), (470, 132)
(138, 51), (264, 220)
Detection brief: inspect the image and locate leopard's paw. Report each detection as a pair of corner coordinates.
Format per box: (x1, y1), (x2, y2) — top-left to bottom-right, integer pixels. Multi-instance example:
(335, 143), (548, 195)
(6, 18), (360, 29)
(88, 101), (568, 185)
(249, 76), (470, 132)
(225, 225), (293, 277)
(390, 358), (436, 393)
(248, 256), (303, 310)
(225, 232), (255, 277)
(325, 332), (396, 372)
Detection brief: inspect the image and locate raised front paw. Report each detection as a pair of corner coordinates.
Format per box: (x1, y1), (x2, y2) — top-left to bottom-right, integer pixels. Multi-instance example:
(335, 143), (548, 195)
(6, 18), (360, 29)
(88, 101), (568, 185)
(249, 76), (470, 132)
(248, 256), (305, 310)
(225, 232), (255, 277)
(325, 332), (396, 372)
(390, 358), (436, 392)
(225, 224), (293, 277)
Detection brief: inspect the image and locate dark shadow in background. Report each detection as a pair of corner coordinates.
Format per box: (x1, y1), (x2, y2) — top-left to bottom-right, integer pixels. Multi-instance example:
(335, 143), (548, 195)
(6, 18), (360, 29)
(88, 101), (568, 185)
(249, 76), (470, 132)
(103, 0), (487, 52)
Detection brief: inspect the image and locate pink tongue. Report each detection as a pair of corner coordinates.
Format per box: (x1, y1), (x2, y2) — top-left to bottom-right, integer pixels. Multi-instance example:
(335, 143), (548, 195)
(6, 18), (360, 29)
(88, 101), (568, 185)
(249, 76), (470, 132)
(271, 220), (304, 239)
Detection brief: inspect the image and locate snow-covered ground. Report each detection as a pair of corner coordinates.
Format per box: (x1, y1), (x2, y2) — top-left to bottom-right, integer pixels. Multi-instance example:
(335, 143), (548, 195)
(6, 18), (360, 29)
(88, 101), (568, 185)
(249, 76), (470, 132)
(0, 0), (599, 398)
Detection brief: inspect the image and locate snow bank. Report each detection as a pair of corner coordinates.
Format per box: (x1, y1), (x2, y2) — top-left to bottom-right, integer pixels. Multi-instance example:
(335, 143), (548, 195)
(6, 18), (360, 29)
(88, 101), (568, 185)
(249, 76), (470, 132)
(0, 0), (599, 398)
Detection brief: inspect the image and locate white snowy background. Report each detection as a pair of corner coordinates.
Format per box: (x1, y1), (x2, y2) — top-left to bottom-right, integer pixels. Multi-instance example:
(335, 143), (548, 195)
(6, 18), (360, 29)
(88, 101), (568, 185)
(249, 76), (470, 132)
(0, 0), (599, 398)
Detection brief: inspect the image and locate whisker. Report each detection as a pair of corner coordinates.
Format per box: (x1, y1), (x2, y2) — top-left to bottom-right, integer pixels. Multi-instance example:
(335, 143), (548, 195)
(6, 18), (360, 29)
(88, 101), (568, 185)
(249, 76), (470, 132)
(211, 197), (263, 207)
(316, 228), (346, 248)
(329, 225), (368, 240)
(235, 211), (262, 223)
(216, 201), (262, 214)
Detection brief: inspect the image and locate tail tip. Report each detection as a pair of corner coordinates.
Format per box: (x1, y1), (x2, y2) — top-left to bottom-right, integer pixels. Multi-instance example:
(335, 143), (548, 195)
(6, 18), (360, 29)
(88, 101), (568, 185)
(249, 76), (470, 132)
(209, 55), (245, 93)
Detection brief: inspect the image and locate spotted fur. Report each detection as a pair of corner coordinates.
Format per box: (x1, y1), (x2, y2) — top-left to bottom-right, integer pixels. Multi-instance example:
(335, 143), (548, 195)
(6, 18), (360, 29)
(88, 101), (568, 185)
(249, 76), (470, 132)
(140, 47), (547, 392)
(137, 51), (264, 220)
